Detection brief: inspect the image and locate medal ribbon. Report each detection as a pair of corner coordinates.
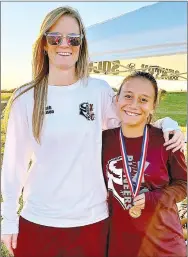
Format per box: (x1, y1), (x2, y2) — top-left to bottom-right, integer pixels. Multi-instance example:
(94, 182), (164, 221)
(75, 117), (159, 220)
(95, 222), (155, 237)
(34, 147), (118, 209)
(119, 125), (149, 198)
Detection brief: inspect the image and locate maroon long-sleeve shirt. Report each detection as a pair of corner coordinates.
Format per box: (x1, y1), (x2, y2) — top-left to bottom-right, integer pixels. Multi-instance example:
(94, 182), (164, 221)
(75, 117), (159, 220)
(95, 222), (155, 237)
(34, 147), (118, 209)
(102, 125), (187, 257)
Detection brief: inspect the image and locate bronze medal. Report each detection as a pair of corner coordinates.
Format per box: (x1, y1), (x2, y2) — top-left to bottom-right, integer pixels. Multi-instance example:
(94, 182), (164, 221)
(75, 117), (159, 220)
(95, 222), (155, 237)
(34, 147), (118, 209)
(129, 206), (142, 218)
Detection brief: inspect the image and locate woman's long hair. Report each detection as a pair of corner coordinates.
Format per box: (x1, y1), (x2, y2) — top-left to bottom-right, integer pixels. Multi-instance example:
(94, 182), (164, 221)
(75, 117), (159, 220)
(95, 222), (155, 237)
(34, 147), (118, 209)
(5, 6), (89, 143)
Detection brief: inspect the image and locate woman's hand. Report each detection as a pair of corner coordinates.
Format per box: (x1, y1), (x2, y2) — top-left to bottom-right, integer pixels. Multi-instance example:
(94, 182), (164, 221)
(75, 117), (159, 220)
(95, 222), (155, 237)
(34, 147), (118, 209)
(1, 234), (18, 256)
(163, 130), (185, 152)
(133, 193), (145, 209)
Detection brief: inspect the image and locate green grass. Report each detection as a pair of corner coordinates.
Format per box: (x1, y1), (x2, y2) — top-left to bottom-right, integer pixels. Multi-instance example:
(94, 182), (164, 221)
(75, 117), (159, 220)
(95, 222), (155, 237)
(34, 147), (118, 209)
(1, 93), (12, 102)
(155, 92), (186, 127)
(1, 245), (12, 257)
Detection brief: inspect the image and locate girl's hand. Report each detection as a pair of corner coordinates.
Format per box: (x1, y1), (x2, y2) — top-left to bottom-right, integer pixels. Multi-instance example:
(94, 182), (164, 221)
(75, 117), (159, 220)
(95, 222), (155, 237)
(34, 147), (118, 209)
(163, 130), (185, 152)
(133, 193), (145, 209)
(1, 234), (18, 256)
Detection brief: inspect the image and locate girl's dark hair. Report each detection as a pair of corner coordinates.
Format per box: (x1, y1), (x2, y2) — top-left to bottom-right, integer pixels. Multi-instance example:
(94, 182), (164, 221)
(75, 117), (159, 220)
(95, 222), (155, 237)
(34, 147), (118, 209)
(117, 71), (158, 123)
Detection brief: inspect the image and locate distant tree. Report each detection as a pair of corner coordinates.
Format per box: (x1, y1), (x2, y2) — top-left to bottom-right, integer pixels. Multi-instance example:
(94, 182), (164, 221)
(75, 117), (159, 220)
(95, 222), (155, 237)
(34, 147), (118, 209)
(1, 88), (16, 93)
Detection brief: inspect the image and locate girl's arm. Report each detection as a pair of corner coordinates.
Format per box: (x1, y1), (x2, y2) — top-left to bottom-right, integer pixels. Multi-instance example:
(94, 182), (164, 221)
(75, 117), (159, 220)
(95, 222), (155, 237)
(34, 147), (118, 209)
(145, 149), (187, 209)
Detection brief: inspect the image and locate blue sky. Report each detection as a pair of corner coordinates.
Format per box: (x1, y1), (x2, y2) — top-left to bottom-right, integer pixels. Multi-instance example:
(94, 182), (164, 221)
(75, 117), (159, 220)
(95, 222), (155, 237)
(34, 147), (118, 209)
(2, 2), (156, 89)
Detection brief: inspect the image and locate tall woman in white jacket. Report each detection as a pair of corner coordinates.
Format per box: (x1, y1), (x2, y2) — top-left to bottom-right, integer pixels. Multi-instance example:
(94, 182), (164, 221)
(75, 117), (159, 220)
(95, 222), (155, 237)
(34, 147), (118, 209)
(1, 6), (184, 257)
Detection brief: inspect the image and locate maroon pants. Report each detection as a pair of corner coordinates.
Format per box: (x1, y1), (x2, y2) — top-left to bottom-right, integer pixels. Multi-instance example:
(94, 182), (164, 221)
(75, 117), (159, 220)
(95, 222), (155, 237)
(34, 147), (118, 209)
(108, 231), (142, 257)
(14, 216), (109, 257)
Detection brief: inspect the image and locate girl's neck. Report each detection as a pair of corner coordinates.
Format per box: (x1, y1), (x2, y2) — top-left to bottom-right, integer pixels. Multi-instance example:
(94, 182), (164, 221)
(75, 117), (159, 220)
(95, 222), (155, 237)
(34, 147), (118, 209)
(48, 65), (78, 86)
(121, 123), (147, 138)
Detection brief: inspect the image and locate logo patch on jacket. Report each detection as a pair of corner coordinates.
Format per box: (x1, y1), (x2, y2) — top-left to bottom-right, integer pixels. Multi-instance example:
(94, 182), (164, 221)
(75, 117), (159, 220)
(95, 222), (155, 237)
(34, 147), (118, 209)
(45, 105), (54, 114)
(79, 102), (95, 121)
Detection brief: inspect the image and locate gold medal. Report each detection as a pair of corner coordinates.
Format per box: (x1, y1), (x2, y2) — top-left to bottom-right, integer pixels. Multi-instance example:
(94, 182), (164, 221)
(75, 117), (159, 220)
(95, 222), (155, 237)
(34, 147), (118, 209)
(129, 206), (142, 218)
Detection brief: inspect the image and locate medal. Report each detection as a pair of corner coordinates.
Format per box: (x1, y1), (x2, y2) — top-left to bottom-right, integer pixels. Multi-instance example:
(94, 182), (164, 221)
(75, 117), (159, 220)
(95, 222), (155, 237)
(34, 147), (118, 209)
(129, 188), (150, 218)
(119, 125), (149, 218)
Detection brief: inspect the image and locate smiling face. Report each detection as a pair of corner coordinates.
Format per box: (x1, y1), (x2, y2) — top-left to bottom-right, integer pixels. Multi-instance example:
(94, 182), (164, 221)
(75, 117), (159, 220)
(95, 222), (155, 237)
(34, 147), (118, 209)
(44, 15), (81, 71)
(116, 77), (156, 128)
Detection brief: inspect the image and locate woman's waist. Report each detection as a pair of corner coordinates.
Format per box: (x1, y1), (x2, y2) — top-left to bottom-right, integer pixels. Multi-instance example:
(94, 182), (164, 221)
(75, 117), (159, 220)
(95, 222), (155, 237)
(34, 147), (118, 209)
(21, 199), (108, 227)
(23, 185), (107, 213)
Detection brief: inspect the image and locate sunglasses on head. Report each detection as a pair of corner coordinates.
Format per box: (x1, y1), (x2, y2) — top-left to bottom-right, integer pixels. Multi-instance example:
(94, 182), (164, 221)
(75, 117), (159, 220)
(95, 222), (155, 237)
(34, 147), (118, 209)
(44, 32), (83, 46)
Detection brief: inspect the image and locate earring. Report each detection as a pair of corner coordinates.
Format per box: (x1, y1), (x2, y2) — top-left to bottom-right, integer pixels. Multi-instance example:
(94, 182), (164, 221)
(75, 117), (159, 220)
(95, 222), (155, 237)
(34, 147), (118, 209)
(44, 50), (48, 55)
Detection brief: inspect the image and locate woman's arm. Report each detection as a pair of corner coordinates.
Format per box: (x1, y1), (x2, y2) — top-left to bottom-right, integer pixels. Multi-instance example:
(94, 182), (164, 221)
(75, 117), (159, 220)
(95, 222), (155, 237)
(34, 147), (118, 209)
(153, 117), (185, 152)
(101, 82), (120, 130)
(1, 95), (33, 235)
(152, 117), (179, 131)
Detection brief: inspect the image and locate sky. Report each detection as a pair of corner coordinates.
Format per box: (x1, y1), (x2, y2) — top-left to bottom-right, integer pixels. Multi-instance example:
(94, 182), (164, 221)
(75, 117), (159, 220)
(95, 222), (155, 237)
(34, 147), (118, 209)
(1, 1), (156, 90)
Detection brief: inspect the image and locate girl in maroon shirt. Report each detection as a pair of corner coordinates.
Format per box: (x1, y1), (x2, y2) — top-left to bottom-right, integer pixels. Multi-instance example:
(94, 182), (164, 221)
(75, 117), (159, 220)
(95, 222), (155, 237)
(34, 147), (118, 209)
(102, 72), (187, 257)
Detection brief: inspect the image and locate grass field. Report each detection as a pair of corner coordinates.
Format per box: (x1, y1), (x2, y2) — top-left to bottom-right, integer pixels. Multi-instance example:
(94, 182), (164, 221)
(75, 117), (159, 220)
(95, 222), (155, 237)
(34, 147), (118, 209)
(1, 93), (12, 102)
(0, 91), (187, 256)
(155, 92), (186, 127)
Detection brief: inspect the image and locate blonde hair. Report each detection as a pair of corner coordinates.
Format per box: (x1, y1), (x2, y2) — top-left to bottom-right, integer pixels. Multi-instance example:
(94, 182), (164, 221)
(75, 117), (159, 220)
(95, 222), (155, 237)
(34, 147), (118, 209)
(5, 6), (89, 143)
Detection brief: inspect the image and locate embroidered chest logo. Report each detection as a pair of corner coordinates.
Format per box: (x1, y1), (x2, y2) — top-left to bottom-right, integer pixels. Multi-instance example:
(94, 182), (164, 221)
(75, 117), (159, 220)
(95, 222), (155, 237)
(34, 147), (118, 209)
(79, 102), (95, 121)
(45, 105), (54, 114)
(107, 156), (150, 210)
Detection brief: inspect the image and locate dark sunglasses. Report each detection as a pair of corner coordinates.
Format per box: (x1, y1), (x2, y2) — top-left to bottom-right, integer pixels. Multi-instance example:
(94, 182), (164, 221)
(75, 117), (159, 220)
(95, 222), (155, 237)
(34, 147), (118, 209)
(44, 32), (83, 46)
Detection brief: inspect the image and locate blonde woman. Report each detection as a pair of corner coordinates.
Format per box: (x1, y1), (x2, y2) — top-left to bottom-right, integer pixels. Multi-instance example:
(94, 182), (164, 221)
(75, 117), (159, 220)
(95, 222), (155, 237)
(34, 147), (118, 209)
(1, 6), (184, 257)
